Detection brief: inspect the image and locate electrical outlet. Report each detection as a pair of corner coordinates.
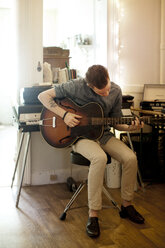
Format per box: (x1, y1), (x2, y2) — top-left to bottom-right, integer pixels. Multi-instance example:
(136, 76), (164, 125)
(50, 174), (57, 181)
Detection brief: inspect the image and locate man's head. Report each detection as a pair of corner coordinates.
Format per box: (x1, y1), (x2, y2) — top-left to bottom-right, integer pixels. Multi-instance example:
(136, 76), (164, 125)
(85, 65), (111, 97)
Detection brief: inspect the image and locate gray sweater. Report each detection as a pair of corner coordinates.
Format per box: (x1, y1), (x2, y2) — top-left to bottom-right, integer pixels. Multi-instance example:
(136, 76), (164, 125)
(54, 78), (122, 144)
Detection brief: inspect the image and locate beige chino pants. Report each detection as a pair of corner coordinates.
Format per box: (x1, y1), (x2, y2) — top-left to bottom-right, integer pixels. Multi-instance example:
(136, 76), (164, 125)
(73, 136), (138, 210)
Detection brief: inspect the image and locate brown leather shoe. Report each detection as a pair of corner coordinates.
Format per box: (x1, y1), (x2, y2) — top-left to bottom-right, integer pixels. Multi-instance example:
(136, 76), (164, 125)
(86, 217), (100, 238)
(119, 205), (145, 224)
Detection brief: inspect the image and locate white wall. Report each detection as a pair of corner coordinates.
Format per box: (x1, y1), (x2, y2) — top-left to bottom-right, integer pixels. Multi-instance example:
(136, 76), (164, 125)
(30, 132), (88, 185)
(120, 0), (160, 89)
(108, 0), (161, 107)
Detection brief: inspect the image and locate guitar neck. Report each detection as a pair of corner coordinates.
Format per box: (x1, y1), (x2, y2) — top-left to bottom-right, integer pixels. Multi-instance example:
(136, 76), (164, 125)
(91, 116), (155, 126)
(91, 116), (135, 126)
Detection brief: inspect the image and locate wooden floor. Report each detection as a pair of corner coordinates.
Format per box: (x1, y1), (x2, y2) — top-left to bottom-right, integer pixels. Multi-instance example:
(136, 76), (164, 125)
(0, 183), (165, 248)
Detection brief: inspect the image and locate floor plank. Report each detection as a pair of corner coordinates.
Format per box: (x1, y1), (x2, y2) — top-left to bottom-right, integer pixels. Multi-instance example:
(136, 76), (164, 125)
(0, 183), (165, 248)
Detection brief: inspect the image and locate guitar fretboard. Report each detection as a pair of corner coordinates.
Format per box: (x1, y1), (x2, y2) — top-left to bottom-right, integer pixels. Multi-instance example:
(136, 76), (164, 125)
(90, 116), (153, 126)
(91, 117), (134, 126)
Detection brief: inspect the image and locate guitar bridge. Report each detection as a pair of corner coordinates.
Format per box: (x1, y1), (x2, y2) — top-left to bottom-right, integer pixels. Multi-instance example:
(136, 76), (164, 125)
(52, 116), (56, 128)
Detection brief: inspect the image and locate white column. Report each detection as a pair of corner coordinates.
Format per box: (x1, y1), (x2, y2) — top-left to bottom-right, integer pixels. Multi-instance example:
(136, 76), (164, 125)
(15, 0), (43, 103)
(15, 0), (43, 185)
(160, 0), (165, 84)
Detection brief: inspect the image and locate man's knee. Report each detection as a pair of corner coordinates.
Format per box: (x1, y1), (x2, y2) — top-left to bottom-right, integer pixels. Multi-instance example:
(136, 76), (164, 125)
(92, 152), (107, 166)
(126, 152), (138, 170)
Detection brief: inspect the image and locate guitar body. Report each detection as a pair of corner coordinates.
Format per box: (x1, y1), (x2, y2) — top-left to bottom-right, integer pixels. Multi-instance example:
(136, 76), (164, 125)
(40, 98), (104, 148)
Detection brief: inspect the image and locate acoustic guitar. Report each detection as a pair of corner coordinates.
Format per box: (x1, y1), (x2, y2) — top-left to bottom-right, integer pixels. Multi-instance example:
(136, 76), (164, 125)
(40, 98), (165, 148)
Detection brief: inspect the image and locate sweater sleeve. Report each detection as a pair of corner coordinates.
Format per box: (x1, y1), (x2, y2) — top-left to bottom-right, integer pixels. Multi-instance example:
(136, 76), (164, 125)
(109, 87), (122, 117)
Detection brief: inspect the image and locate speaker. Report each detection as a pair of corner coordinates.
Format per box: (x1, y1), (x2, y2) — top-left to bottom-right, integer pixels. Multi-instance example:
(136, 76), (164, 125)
(21, 85), (52, 104)
(120, 132), (165, 182)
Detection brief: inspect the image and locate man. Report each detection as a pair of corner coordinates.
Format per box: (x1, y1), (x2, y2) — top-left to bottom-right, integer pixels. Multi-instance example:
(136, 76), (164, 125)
(38, 64), (145, 238)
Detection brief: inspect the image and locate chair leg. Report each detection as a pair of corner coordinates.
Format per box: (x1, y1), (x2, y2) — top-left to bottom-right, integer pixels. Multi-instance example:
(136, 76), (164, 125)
(16, 132), (31, 208)
(102, 186), (121, 211)
(11, 132), (25, 188)
(60, 181), (86, 220)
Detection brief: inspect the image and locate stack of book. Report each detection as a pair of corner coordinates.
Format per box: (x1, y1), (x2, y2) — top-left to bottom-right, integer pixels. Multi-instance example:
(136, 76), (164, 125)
(58, 68), (77, 84)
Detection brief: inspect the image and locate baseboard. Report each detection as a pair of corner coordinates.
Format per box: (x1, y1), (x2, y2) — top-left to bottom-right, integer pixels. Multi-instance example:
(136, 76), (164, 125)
(31, 166), (88, 185)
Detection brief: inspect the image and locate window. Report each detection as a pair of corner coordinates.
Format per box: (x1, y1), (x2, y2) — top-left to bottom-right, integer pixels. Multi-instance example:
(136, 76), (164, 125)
(43, 0), (107, 77)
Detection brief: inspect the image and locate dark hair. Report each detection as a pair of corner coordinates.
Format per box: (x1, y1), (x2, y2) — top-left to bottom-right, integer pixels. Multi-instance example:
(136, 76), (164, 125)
(85, 65), (109, 89)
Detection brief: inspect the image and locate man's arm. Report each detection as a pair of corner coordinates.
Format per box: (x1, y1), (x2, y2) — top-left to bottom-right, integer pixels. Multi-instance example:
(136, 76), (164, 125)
(38, 88), (66, 118)
(38, 88), (82, 127)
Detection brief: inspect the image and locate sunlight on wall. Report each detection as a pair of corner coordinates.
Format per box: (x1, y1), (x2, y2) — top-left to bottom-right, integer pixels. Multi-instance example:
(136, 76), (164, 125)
(109, 0), (125, 90)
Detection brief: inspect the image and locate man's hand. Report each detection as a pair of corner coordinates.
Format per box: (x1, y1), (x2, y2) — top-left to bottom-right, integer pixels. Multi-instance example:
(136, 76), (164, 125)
(128, 117), (144, 131)
(64, 112), (82, 127)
